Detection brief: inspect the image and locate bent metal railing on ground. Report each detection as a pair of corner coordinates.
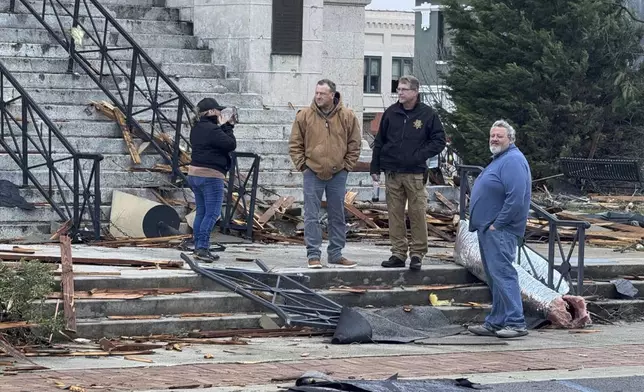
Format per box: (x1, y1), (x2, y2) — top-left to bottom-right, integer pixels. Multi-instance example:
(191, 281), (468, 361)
(458, 165), (590, 294)
(10, 0), (259, 237)
(0, 61), (102, 239)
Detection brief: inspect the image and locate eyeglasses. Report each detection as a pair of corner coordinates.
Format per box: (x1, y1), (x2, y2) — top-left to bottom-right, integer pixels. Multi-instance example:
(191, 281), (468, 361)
(396, 88), (416, 93)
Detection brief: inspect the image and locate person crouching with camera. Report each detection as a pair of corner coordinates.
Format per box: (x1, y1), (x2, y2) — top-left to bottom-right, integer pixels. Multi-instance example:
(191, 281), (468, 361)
(188, 98), (237, 263)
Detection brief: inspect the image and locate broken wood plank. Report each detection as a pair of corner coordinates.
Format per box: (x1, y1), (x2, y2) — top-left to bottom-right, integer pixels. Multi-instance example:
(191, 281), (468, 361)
(59, 235), (76, 332)
(187, 327), (332, 339)
(107, 315), (162, 320)
(124, 356), (153, 363)
(434, 191), (457, 212)
(426, 222), (455, 242)
(0, 253), (184, 268)
(49, 220), (72, 241)
(345, 202), (380, 229)
(0, 247), (35, 255)
(48, 287), (193, 300)
(179, 313), (234, 318)
(53, 271), (122, 277)
(254, 232), (305, 245)
(556, 212), (644, 235)
(589, 195), (644, 203)
(344, 190), (359, 205)
(257, 196), (286, 225)
(0, 322), (33, 330)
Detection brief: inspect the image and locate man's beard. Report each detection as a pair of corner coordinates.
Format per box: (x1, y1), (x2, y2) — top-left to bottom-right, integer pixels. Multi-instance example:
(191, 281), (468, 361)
(489, 144), (509, 155)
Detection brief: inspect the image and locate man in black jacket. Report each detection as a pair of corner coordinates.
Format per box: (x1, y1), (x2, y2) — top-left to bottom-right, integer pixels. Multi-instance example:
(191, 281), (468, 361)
(188, 98), (236, 263)
(370, 75), (446, 270)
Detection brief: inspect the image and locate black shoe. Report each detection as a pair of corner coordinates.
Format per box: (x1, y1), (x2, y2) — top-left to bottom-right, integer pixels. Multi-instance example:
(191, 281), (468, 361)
(381, 256), (406, 268)
(194, 248), (220, 263)
(409, 256), (422, 271)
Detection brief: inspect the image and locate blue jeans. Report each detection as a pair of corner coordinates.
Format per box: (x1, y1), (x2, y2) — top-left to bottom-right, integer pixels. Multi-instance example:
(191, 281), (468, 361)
(303, 169), (348, 263)
(188, 175), (225, 250)
(477, 228), (526, 329)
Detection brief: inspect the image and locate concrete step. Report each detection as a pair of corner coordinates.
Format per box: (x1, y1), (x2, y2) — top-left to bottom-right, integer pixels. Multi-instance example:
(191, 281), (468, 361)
(0, 222), (51, 238)
(0, 28), (202, 49)
(6, 71), (239, 93)
(0, 169), (172, 189)
(74, 305), (488, 339)
(587, 299), (644, 323)
(5, 104), (296, 124)
(3, 87), (261, 108)
(68, 264), (478, 292)
(6, 3), (180, 21)
(44, 285), (491, 320)
(0, 43), (211, 64)
(0, 57), (227, 79)
(16, 185), (191, 206)
(0, 14), (193, 35)
(38, 121), (288, 140)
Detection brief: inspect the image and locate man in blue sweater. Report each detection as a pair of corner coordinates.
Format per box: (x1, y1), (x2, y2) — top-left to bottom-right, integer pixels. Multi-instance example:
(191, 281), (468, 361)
(468, 120), (532, 339)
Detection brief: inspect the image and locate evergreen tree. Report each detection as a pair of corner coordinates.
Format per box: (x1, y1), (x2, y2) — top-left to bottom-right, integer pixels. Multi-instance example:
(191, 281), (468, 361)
(440, 0), (644, 177)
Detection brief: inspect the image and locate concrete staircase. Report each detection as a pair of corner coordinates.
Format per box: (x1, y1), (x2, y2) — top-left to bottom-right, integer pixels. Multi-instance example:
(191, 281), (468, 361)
(0, 0), (373, 239)
(51, 261), (644, 339)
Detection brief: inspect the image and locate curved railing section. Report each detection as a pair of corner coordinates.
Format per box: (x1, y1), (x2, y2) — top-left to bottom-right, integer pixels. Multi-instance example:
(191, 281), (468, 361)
(0, 61), (102, 239)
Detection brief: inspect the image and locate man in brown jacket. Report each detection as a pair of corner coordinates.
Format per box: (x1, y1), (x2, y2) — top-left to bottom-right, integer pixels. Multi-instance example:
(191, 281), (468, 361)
(289, 79), (362, 269)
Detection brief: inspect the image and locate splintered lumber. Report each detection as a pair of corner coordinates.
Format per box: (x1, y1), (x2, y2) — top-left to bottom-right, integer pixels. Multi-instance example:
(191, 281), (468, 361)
(255, 232), (305, 244)
(345, 203), (380, 229)
(59, 236), (76, 332)
(99, 338), (164, 352)
(0, 253), (184, 268)
(0, 246), (35, 255)
(0, 322), (33, 330)
(92, 234), (190, 248)
(426, 222), (455, 242)
(48, 287), (192, 300)
(589, 195), (644, 203)
(90, 101), (141, 164)
(258, 196), (296, 225)
(556, 212), (644, 236)
(50, 220), (72, 241)
(187, 327), (332, 339)
(434, 191), (458, 212)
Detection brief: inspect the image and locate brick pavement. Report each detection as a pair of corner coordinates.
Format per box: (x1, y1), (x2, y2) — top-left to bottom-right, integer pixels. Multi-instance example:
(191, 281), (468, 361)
(2, 344), (643, 392)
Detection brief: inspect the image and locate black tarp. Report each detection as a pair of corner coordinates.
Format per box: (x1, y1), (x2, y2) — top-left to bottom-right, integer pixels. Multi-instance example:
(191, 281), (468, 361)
(331, 306), (464, 344)
(0, 180), (34, 210)
(287, 371), (487, 391)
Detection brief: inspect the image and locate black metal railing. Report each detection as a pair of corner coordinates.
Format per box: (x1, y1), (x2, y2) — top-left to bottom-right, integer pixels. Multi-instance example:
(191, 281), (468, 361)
(458, 165), (590, 294)
(11, 0), (261, 237)
(0, 61), (102, 239)
(13, 0), (193, 184)
(221, 152), (261, 240)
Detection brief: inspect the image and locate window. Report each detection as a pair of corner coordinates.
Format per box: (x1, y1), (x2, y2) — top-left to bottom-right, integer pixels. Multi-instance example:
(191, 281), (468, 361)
(364, 57), (381, 93)
(391, 58), (413, 92)
(271, 0), (304, 55)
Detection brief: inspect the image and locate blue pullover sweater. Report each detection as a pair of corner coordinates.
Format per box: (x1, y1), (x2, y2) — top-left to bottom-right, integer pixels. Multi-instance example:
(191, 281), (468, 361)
(469, 144), (532, 237)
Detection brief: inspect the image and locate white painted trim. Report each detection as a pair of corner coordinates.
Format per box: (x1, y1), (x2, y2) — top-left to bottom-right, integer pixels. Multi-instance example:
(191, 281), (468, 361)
(412, 3), (443, 31)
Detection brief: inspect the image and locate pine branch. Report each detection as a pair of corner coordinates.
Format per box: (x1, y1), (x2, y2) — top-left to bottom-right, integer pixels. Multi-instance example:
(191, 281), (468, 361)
(605, 1), (644, 23)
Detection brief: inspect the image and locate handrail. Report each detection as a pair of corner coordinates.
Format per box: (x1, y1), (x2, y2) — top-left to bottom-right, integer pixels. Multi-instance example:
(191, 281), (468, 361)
(10, 0), (261, 237)
(457, 164), (589, 294)
(14, 0), (195, 183)
(0, 60), (102, 239)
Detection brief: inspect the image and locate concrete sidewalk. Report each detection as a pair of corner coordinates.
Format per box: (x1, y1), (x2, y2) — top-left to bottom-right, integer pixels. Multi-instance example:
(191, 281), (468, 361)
(4, 322), (644, 391)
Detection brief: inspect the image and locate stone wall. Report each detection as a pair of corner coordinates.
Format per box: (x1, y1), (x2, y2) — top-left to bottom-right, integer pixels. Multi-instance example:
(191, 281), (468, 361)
(167, 0), (369, 120)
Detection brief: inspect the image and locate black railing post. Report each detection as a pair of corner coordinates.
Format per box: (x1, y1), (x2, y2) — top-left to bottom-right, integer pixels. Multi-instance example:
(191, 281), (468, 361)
(222, 157), (237, 235)
(547, 222), (556, 289)
(577, 226), (586, 295)
(171, 98), (184, 183)
(73, 157), (80, 232)
(67, 0), (81, 73)
(126, 49), (138, 132)
(9, 0), (16, 12)
(247, 156), (260, 240)
(21, 97), (28, 186)
(93, 158), (102, 239)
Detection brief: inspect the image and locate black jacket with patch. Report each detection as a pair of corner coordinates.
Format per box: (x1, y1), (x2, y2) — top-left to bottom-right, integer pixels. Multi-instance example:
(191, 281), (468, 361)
(190, 116), (237, 174)
(370, 101), (446, 175)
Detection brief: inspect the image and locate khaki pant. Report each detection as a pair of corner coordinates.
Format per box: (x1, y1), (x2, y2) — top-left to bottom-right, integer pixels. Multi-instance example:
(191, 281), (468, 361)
(385, 172), (428, 260)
